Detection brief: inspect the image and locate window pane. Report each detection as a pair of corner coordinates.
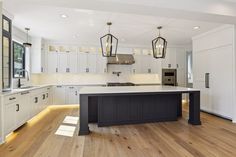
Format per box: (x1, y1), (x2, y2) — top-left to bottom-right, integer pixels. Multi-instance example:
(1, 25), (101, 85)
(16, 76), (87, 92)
(3, 19), (10, 32)
(13, 42), (25, 78)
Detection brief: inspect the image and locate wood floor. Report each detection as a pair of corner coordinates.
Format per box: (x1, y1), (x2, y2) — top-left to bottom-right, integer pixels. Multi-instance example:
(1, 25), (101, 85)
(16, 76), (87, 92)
(1, 104), (236, 157)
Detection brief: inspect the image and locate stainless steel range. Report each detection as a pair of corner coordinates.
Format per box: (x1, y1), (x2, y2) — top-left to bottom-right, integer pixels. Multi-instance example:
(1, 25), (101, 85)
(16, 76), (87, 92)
(162, 69), (177, 86)
(106, 82), (135, 86)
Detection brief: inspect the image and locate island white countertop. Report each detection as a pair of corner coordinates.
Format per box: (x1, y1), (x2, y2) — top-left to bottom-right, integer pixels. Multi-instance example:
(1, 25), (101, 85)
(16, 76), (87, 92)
(79, 85), (200, 95)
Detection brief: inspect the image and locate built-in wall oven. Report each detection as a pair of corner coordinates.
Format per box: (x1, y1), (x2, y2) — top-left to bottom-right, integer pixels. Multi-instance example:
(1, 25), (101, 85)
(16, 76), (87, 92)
(162, 69), (177, 86)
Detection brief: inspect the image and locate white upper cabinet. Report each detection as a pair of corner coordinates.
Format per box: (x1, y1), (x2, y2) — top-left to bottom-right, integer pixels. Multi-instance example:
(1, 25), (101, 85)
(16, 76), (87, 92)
(162, 48), (177, 69)
(78, 52), (88, 73)
(87, 53), (97, 73)
(132, 54), (142, 74)
(31, 38), (47, 73)
(58, 52), (68, 73)
(96, 54), (107, 74)
(67, 52), (78, 73)
(47, 52), (58, 73)
(151, 57), (162, 74)
(78, 52), (97, 73)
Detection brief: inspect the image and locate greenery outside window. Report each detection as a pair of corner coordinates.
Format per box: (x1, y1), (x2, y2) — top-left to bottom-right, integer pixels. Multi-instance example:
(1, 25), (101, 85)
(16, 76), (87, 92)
(13, 41), (25, 78)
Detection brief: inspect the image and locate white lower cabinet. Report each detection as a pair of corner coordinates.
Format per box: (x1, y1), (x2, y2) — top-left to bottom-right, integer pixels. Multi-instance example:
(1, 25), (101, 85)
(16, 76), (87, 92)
(17, 92), (30, 127)
(3, 87), (52, 138)
(53, 86), (66, 105)
(65, 86), (78, 104)
(4, 102), (17, 136)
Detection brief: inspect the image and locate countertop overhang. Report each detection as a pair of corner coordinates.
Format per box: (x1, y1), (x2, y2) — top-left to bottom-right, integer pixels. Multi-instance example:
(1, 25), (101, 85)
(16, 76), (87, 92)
(79, 85), (200, 95)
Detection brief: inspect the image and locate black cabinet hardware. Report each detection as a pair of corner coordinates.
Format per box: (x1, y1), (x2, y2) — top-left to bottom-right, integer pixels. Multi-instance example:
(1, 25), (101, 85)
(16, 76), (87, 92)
(9, 97), (16, 100)
(34, 97), (38, 103)
(21, 91), (29, 95)
(205, 73), (210, 88)
(16, 104), (19, 112)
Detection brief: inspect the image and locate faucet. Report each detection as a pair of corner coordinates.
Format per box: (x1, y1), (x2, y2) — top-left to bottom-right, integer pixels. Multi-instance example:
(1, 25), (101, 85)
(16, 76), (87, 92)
(112, 71), (122, 77)
(15, 69), (30, 88)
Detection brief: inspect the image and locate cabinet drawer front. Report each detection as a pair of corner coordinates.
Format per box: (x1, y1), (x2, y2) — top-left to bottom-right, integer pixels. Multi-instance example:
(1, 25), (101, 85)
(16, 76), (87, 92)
(4, 94), (19, 105)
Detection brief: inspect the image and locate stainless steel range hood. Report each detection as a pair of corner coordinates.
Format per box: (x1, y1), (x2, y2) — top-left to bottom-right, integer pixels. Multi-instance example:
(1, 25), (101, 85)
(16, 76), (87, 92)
(107, 54), (135, 65)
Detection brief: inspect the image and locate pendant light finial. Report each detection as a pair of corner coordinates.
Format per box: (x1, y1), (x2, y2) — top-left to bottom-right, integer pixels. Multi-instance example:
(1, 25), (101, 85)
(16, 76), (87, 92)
(23, 27), (32, 48)
(152, 26), (167, 59)
(100, 22), (118, 57)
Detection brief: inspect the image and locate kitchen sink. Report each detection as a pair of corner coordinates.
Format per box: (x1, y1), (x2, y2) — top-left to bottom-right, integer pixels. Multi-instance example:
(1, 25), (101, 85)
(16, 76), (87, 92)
(19, 85), (39, 89)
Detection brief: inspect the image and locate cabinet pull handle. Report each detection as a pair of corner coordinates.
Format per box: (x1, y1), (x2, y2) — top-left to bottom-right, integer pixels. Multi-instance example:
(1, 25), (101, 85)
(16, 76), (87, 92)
(56, 68), (58, 73)
(9, 97), (16, 100)
(75, 91), (78, 96)
(43, 94), (46, 100)
(16, 104), (19, 112)
(205, 73), (210, 88)
(41, 67), (44, 72)
(21, 91), (29, 95)
(46, 93), (49, 98)
(176, 64), (179, 68)
(35, 97), (38, 103)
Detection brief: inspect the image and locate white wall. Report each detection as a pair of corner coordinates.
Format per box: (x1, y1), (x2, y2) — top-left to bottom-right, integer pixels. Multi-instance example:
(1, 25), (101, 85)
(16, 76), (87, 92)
(192, 24), (235, 120)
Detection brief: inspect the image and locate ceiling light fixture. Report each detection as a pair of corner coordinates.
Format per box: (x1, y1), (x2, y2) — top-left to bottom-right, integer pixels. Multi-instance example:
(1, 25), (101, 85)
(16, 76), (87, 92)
(152, 26), (167, 59)
(100, 22), (118, 57)
(193, 26), (200, 30)
(23, 28), (32, 48)
(61, 14), (68, 18)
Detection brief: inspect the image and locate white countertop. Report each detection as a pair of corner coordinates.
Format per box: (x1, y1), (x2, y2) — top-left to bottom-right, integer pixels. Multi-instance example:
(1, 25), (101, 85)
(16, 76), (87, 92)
(79, 85), (200, 95)
(0, 85), (52, 96)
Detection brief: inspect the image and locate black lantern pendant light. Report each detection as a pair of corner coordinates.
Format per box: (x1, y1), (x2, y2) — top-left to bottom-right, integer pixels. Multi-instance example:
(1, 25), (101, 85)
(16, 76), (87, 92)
(23, 28), (32, 47)
(100, 22), (118, 57)
(152, 26), (167, 59)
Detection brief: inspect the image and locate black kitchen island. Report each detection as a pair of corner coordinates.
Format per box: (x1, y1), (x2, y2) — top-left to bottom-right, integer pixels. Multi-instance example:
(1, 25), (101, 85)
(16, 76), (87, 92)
(78, 86), (201, 135)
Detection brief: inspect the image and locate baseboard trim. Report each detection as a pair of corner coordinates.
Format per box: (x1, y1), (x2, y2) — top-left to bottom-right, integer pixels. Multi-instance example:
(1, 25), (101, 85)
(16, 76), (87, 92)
(201, 110), (232, 121)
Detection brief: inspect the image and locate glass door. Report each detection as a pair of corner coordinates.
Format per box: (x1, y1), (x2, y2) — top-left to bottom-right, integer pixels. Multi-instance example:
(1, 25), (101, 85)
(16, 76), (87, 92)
(2, 15), (12, 91)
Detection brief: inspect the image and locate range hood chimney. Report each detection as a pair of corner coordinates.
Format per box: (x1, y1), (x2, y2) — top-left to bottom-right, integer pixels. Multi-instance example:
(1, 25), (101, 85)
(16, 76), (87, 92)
(107, 54), (135, 65)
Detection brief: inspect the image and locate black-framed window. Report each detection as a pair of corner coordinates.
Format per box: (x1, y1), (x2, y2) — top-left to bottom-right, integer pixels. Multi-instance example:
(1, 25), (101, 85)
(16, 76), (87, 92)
(13, 41), (25, 78)
(2, 15), (12, 90)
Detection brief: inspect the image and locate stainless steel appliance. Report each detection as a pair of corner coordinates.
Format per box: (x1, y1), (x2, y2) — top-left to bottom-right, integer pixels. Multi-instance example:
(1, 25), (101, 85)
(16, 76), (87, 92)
(162, 69), (177, 86)
(107, 54), (135, 65)
(106, 82), (135, 86)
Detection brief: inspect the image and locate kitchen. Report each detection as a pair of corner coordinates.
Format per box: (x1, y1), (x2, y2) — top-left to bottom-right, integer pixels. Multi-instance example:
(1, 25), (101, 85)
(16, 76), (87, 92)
(0, 0), (236, 157)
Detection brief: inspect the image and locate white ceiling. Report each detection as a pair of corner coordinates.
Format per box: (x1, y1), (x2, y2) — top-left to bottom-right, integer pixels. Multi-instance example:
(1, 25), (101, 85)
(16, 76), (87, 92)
(3, 1), (223, 47)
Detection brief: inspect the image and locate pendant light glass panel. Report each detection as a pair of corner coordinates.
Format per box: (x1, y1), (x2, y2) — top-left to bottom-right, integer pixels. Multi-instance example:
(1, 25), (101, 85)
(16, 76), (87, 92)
(152, 27), (167, 59)
(100, 22), (118, 57)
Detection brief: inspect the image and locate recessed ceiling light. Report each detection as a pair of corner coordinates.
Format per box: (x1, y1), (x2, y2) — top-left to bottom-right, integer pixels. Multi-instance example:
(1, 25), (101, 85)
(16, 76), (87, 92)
(193, 26), (200, 30)
(61, 14), (68, 18)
